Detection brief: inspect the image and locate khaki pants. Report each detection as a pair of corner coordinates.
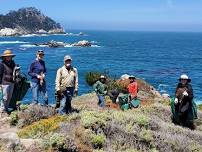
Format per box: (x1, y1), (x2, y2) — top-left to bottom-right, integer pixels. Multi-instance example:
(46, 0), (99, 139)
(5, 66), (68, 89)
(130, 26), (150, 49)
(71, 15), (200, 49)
(2, 84), (14, 111)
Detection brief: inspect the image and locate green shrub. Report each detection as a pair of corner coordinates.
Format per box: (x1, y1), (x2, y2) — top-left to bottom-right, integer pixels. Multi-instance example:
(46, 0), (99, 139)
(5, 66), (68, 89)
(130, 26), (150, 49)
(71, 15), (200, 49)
(91, 133), (106, 149)
(139, 129), (153, 142)
(43, 133), (78, 151)
(10, 111), (18, 125)
(85, 71), (102, 86)
(81, 111), (109, 128)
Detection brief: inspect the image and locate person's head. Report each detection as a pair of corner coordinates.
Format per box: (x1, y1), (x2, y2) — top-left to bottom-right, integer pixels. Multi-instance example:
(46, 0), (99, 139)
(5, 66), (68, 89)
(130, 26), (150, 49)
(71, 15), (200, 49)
(99, 75), (106, 83)
(64, 55), (72, 68)
(1, 50), (16, 62)
(179, 74), (191, 85)
(36, 50), (44, 60)
(129, 75), (136, 83)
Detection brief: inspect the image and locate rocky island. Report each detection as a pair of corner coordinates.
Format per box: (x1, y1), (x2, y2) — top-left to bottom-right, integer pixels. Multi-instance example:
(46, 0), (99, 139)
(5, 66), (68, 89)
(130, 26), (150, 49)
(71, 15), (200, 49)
(0, 7), (65, 36)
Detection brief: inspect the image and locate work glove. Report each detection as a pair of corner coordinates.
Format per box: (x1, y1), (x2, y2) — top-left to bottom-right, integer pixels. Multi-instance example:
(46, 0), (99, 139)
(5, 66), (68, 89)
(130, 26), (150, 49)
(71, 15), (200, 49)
(74, 90), (78, 97)
(174, 98), (178, 104)
(183, 91), (188, 96)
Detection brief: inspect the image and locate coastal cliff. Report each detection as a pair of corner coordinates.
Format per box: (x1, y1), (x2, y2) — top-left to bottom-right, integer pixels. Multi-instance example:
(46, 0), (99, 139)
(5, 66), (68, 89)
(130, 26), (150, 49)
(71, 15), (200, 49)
(0, 7), (64, 36)
(0, 78), (201, 152)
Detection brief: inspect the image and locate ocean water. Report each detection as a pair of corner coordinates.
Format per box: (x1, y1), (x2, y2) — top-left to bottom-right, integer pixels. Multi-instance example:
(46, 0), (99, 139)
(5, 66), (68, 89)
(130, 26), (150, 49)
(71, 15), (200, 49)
(0, 30), (202, 104)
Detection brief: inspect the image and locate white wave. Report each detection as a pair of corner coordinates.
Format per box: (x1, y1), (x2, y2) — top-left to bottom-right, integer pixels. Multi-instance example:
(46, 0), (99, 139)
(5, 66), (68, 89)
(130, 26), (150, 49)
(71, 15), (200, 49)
(0, 41), (28, 44)
(91, 45), (101, 47)
(64, 44), (73, 48)
(20, 34), (48, 37)
(20, 44), (46, 48)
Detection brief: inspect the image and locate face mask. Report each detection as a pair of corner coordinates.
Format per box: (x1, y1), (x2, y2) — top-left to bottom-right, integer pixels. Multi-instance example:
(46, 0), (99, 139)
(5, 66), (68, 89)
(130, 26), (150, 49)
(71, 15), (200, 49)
(65, 63), (71, 67)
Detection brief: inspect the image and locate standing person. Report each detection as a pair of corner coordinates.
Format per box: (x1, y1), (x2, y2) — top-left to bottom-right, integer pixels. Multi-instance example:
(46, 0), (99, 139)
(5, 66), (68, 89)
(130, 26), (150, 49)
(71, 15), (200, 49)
(55, 55), (78, 114)
(93, 75), (107, 107)
(127, 75), (138, 100)
(28, 50), (48, 105)
(0, 50), (16, 113)
(173, 74), (197, 129)
(127, 75), (140, 108)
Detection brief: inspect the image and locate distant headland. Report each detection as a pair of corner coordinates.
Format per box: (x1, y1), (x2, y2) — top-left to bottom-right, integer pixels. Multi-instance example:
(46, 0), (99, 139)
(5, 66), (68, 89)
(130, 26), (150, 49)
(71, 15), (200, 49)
(0, 7), (65, 36)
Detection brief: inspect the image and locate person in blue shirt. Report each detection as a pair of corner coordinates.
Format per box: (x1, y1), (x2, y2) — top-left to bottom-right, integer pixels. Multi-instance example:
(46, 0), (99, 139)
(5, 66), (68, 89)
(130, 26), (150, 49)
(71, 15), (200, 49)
(28, 50), (48, 105)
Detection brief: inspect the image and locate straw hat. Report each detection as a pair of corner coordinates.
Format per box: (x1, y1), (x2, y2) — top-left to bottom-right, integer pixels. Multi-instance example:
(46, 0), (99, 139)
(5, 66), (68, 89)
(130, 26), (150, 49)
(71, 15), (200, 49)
(1, 50), (16, 58)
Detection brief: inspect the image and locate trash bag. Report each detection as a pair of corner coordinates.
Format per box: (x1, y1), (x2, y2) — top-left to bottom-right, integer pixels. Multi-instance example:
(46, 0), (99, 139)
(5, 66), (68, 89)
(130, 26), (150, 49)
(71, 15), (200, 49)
(171, 97), (197, 124)
(9, 73), (30, 110)
(118, 94), (141, 110)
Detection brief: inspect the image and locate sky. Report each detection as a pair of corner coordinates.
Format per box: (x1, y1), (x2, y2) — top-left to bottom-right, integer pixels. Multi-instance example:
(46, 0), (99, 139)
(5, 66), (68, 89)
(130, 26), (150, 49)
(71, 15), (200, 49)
(0, 0), (202, 32)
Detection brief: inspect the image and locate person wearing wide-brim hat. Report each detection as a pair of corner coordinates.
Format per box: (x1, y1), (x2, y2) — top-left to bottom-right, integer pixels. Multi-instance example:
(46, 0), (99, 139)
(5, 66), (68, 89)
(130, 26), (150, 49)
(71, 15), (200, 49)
(173, 74), (197, 129)
(28, 50), (48, 106)
(93, 75), (107, 107)
(0, 50), (16, 113)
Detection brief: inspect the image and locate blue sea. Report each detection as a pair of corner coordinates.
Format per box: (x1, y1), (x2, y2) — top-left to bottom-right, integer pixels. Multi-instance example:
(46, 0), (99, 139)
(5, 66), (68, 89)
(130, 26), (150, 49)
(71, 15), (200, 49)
(0, 30), (202, 104)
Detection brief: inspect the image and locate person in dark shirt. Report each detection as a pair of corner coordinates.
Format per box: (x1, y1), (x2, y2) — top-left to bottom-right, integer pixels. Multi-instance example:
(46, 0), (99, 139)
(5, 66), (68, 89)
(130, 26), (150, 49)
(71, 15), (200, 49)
(28, 50), (48, 105)
(0, 50), (16, 113)
(173, 74), (196, 129)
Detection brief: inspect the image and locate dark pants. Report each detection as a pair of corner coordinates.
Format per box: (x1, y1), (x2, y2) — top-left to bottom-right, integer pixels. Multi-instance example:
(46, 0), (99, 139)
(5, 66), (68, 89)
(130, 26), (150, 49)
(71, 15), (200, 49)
(59, 87), (74, 114)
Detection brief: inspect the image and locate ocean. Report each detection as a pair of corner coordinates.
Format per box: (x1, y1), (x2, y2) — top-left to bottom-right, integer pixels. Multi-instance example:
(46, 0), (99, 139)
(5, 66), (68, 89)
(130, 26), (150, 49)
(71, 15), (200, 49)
(0, 30), (202, 104)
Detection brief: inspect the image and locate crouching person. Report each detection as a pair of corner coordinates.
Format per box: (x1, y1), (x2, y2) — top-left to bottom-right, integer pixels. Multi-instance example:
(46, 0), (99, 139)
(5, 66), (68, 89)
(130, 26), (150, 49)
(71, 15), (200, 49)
(93, 75), (107, 107)
(55, 55), (78, 114)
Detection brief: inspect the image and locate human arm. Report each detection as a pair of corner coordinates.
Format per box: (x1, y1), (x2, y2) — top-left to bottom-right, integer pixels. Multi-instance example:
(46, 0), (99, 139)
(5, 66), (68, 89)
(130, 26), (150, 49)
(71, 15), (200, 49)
(0, 63), (4, 84)
(55, 68), (61, 92)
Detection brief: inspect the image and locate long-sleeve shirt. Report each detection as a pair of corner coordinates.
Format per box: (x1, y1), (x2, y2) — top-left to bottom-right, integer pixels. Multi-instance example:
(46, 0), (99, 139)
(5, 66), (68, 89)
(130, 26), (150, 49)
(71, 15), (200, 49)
(0, 60), (15, 84)
(28, 59), (46, 83)
(55, 66), (78, 92)
(93, 80), (107, 95)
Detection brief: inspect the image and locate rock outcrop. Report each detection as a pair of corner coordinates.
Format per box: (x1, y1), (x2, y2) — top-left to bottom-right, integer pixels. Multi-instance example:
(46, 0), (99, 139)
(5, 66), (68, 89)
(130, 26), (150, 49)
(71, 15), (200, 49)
(33, 40), (92, 48)
(0, 7), (64, 36)
(72, 40), (92, 47)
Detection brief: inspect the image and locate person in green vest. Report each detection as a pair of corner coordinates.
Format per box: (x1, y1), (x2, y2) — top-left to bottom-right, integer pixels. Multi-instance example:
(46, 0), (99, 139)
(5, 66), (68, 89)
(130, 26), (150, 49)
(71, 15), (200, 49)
(93, 75), (107, 107)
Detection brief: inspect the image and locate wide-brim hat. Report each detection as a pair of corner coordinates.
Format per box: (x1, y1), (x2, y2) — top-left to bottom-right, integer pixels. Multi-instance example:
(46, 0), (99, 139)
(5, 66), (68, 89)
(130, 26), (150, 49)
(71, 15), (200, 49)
(178, 74), (191, 82)
(100, 75), (106, 79)
(129, 75), (136, 79)
(1, 50), (16, 58)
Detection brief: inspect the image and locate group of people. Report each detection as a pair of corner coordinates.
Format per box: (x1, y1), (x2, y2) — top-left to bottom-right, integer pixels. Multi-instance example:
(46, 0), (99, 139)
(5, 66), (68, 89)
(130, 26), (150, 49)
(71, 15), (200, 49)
(93, 75), (140, 110)
(0, 49), (78, 115)
(0, 49), (198, 129)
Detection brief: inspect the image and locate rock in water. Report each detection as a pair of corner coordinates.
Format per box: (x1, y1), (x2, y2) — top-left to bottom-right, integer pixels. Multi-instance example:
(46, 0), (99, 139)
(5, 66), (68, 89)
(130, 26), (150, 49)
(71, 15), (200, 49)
(72, 40), (92, 47)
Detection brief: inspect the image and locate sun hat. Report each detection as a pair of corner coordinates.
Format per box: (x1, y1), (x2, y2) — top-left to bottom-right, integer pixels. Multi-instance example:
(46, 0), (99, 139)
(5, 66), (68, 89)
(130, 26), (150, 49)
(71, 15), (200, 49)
(179, 74), (191, 82)
(129, 75), (136, 79)
(64, 55), (72, 62)
(1, 50), (16, 58)
(36, 50), (44, 55)
(100, 75), (106, 79)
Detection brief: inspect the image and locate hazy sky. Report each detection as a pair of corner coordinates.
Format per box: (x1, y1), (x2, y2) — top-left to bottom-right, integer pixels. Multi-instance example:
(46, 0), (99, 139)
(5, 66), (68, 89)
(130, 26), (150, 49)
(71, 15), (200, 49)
(1, 0), (202, 32)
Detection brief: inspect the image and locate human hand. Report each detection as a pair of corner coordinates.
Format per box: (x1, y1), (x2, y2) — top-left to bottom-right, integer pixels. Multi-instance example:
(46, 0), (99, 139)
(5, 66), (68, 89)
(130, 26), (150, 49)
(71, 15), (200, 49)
(174, 98), (178, 104)
(183, 91), (188, 96)
(74, 90), (78, 96)
(37, 75), (42, 80)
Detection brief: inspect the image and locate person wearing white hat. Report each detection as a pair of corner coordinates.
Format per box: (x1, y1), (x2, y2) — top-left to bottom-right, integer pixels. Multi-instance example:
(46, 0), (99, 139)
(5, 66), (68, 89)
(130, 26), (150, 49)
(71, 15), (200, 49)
(55, 55), (78, 114)
(0, 50), (16, 113)
(173, 74), (196, 129)
(93, 75), (107, 107)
